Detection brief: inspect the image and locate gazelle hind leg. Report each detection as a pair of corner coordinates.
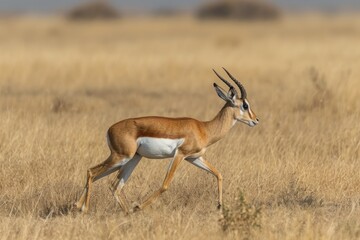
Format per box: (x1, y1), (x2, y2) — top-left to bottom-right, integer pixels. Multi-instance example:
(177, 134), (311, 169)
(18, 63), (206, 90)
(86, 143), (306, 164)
(75, 179), (88, 210)
(109, 154), (142, 214)
(75, 160), (110, 211)
(75, 154), (131, 212)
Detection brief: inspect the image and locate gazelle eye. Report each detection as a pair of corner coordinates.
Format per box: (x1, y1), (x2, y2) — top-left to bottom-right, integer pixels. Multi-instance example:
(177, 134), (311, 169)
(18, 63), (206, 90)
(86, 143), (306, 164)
(243, 103), (248, 110)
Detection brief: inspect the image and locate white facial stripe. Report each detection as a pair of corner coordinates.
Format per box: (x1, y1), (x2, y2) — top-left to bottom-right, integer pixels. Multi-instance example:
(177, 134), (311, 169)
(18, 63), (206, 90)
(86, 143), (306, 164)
(136, 137), (185, 159)
(234, 98), (258, 127)
(241, 99), (255, 118)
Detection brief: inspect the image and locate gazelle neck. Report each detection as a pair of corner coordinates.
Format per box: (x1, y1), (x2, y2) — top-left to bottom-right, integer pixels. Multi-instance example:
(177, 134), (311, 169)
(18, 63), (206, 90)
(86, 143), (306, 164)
(204, 103), (236, 146)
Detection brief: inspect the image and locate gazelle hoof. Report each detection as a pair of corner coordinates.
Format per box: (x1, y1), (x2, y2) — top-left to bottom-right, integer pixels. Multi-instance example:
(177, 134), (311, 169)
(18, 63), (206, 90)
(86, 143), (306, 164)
(79, 204), (89, 213)
(74, 202), (83, 210)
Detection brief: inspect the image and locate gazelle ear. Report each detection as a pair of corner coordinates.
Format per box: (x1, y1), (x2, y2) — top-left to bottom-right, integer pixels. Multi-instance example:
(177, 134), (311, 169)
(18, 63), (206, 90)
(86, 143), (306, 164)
(213, 83), (236, 105)
(227, 88), (236, 101)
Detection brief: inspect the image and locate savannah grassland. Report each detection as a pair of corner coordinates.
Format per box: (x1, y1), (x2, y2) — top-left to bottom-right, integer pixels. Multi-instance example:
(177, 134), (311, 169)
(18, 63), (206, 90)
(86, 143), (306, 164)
(0, 14), (360, 239)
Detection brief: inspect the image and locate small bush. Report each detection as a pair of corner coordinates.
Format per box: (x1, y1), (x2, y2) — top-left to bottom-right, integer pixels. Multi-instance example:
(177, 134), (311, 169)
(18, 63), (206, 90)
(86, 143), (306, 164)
(219, 191), (261, 236)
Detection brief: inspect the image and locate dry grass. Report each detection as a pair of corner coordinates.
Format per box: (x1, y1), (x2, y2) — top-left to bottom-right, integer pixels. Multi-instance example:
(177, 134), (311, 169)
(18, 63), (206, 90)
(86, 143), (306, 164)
(1, 14), (360, 239)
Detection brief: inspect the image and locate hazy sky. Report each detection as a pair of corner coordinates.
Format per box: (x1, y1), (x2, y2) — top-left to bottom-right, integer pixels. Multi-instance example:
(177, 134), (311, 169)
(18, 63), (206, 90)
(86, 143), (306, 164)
(0, 0), (359, 12)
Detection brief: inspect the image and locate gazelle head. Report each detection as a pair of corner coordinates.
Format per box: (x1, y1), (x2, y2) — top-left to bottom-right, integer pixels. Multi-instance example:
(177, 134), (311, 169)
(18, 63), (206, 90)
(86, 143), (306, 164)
(213, 68), (259, 127)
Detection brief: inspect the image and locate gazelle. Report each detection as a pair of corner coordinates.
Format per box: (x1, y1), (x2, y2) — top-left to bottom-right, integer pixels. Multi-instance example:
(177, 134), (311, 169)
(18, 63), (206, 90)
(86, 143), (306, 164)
(75, 68), (259, 213)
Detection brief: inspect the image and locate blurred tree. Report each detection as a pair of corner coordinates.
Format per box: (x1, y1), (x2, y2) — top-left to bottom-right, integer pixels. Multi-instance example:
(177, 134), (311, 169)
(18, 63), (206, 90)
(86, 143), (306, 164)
(66, 0), (120, 20)
(197, 0), (281, 20)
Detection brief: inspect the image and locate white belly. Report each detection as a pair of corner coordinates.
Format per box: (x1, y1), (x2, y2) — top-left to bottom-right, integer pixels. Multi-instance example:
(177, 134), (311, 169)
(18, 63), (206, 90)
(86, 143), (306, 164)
(136, 137), (184, 159)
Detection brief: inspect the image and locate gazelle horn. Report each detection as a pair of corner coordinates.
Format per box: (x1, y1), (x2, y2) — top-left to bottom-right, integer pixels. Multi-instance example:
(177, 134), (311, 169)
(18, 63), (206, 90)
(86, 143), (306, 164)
(212, 69), (238, 96)
(222, 67), (247, 99)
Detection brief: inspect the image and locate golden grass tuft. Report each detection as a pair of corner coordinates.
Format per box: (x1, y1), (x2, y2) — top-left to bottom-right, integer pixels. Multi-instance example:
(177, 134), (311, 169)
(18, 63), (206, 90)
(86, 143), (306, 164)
(0, 14), (360, 239)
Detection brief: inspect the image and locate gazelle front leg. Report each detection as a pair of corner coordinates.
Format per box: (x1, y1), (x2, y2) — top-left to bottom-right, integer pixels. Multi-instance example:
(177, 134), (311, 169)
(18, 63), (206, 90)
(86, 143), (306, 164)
(135, 152), (185, 211)
(186, 157), (223, 209)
